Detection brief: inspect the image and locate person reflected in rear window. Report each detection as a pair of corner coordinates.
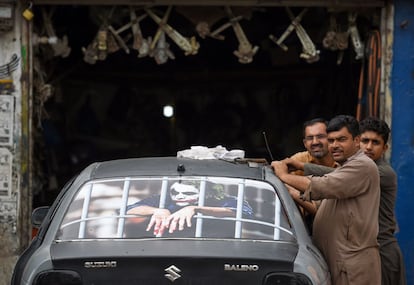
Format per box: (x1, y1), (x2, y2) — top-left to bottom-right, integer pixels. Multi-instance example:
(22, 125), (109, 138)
(126, 181), (253, 236)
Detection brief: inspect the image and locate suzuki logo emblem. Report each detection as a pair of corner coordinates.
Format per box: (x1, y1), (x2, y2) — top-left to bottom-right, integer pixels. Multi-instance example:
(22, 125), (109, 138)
(164, 265), (182, 282)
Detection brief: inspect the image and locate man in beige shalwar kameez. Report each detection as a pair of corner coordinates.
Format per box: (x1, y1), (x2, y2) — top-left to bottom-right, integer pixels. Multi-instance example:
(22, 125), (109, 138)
(272, 115), (381, 285)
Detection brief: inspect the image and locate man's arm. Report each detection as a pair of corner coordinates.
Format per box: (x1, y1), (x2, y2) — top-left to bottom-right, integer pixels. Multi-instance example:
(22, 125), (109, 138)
(304, 163), (334, 176)
(286, 185), (317, 214)
(271, 160), (311, 192)
(192, 206), (236, 217)
(127, 205), (164, 216)
(282, 156), (305, 171)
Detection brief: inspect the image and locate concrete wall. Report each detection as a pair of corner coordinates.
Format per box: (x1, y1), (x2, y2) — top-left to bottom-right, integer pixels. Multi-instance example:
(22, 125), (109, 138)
(391, 1), (414, 284)
(0, 2), (31, 284)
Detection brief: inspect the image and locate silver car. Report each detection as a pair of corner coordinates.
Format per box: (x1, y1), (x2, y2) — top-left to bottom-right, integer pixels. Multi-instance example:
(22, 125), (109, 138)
(12, 157), (331, 285)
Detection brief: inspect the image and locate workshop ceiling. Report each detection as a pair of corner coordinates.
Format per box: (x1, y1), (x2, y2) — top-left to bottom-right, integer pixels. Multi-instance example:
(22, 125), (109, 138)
(32, 4), (378, 73)
(34, 0), (386, 8)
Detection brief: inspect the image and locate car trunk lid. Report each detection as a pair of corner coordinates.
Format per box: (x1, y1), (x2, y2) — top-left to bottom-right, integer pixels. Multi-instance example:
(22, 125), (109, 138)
(50, 239), (297, 284)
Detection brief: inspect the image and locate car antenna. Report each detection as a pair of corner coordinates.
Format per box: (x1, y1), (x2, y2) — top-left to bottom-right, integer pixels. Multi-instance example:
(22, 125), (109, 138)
(262, 131), (274, 162)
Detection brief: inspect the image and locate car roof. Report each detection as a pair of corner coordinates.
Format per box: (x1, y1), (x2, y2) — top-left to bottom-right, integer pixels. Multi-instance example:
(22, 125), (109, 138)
(84, 157), (268, 181)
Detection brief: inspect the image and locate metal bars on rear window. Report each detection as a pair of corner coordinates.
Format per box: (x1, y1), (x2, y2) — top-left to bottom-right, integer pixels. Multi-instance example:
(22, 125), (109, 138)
(70, 176), (290, 240)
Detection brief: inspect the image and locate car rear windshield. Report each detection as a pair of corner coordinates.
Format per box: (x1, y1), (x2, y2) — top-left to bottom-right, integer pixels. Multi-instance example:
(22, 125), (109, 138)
(56, 176), (294, 241)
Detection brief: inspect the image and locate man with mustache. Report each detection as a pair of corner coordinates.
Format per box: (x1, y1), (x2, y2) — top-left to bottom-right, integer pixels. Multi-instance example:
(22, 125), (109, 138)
(272, 115), (381, 285)
(284, 118), (337, 230)
(292, 117), (407, 285)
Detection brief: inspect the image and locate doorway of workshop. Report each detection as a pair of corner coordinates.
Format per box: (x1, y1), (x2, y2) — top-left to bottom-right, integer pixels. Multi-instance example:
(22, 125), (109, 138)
(30, 1), (384, 206)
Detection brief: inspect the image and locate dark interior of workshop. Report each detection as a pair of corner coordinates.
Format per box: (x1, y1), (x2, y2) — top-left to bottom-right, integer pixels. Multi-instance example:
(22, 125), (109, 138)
(31, 4), (381, 206)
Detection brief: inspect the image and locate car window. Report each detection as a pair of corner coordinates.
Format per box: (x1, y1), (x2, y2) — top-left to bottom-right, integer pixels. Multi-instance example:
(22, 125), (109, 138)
(56, 176), (294, 241)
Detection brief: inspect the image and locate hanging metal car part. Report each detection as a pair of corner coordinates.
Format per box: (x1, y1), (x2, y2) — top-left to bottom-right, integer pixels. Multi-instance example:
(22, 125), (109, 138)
(40, 7), (71, 58)
(285, 7), (320, 63)
(148, 5), (172, 52)
(195, 21), (211, 39)
(151, 31), (175, 64)
(129, 7), (150, 58)
(82, 27), (120, 64)
(224, 6), (258, 64)
(322, 14), (349, 51)
(268, 8), (308, 52)
(107, 24), (130, 54)
(32, 33), (58, 46)
(107, 9), (141, 55)
(195, 15), (243, 40)
(322, 14), (349, 65)
(175, 6), (226, 40)
(348, 12), (364, 60)
(145, 6), (199, 56)
(0, 54), (19, 79)
(82, 7), (116, 64)
(269, 8), (319, 63)
(208, 15), (244, 40)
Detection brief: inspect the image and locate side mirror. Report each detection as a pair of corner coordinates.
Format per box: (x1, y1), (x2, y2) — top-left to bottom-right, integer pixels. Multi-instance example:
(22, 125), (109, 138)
(31, 206), (50, 228)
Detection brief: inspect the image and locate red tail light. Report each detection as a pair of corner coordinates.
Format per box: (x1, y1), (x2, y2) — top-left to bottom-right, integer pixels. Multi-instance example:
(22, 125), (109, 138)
(31, 227), (39, 239)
